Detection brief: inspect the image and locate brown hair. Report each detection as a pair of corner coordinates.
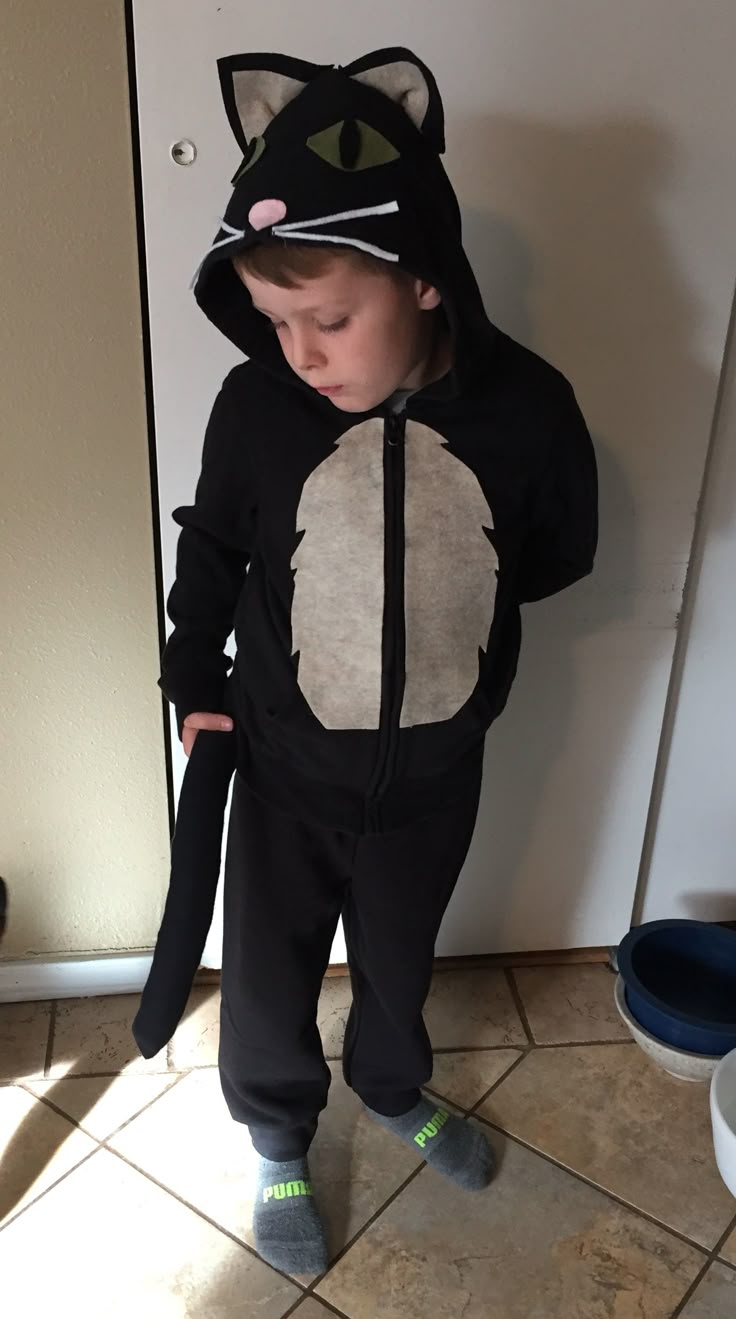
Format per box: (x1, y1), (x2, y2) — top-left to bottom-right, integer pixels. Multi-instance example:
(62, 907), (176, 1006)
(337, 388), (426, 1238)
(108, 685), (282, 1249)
(232, 239), (416, 290)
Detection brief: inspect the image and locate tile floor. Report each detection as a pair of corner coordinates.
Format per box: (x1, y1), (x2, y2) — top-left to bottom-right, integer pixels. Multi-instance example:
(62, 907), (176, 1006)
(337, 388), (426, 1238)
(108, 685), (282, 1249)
(1, 962), (735, 1317)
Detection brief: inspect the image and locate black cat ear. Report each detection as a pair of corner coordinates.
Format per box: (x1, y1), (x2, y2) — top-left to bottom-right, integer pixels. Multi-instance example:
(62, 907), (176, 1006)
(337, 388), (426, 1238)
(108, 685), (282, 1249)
(217, 52), (330, 152)
(343, 46), (445, 152)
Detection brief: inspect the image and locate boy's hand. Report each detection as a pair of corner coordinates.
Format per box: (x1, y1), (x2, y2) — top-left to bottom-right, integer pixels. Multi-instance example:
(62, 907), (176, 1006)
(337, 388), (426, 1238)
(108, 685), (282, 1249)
(182, 712), (233, 758)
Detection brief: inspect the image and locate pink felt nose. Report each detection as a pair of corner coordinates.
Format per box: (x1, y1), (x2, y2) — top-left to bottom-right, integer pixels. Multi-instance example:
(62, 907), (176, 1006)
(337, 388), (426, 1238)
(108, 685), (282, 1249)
(248, 199), (287, 231)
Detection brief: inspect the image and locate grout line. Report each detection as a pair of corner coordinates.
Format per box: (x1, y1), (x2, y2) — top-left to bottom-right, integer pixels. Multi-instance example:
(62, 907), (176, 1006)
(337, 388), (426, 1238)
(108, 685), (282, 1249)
(1, 1071), (191, 1237)
(26, 1065), (194, 1081)
(304, 1161), (430, 1284)
(709, 1208), (736, 1260)
(669, 1260), (720, 1317)
(533, 1037), (635, 1050)
(469, 1111), (718, 1260)
(0, 1145), (102, 1237)
(423, 1050), (531, 1114)
(669, 1219), (736, 1319)
(280, 1290), (354, 1319)
(504, 967), (535, 1045)
(27, 1038), (633, 1082)
(99, 1142), (312, 1293)
(20, 1070), (186, 1142)
(427, 1038), (634, 1055)
(463, 1056), (533, 1114)
(102, 1073), (188, 1140)
(43, 1001), (57, 1078)
(0, 1071), (195, 1234)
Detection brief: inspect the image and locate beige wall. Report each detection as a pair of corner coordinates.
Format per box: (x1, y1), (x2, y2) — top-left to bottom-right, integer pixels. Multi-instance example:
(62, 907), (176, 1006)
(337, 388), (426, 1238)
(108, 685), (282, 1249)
(1, 0), (170, 960)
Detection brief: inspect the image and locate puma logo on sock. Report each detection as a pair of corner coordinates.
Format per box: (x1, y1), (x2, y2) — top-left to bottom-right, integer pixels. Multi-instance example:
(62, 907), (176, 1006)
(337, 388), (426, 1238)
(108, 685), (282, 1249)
(413, 1106), (450, 1148)
(262, 1179), (313, 1203)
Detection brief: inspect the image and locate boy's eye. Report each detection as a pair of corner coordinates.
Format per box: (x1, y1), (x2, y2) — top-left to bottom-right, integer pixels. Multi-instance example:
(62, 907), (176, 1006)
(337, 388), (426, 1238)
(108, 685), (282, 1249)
(266, 317), (349, 334)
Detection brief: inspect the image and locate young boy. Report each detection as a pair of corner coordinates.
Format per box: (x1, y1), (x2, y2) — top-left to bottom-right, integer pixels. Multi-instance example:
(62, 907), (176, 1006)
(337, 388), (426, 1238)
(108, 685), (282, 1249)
(152, 46), (597, 1275)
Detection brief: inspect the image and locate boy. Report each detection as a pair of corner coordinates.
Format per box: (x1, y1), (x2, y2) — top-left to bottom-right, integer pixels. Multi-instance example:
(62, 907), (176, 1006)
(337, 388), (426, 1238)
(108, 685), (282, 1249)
(148, 47), (597, 1275)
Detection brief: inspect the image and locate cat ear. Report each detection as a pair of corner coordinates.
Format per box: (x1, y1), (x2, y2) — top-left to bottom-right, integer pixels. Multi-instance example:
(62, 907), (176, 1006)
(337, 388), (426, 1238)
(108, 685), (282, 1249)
(217, 53), (329, 151)
(344, 47), (445, 152)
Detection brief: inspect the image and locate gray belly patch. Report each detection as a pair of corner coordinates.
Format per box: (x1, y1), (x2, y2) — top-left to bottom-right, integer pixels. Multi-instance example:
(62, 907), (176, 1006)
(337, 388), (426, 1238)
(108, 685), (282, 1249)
(290, 418), (497, 730)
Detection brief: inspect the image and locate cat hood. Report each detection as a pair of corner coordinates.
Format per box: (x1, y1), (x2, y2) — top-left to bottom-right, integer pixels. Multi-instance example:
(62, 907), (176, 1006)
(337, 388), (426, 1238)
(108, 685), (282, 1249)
(191, 46), (500, 403)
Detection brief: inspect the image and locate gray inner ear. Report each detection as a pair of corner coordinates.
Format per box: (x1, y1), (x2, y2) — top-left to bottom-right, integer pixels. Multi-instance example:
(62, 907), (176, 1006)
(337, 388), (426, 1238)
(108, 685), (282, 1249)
(350, 60), (430, 132)
(231, 69), (308, 141)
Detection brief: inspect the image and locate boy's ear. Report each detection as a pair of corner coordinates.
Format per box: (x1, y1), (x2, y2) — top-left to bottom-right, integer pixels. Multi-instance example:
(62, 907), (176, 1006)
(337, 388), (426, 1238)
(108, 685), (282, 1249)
(415, 278), (442, 310)
(217, 53), (330, 152)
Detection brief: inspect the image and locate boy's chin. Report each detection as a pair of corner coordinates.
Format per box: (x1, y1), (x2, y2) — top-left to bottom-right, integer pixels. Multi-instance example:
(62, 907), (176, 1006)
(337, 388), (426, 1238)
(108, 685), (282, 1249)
(326, 392), (363, 413)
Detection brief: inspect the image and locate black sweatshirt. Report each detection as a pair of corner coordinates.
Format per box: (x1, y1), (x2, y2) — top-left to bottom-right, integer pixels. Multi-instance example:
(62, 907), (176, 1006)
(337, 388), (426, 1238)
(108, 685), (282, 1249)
(159, 45), (598, 836)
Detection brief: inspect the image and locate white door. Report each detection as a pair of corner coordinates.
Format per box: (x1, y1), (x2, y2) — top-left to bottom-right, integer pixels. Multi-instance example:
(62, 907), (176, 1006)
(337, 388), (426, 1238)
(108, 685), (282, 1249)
(130, 2), (736, 964)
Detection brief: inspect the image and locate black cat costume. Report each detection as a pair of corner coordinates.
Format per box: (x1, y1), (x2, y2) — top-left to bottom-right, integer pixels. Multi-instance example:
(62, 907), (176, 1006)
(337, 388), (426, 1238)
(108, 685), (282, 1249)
(133, 47), (597, 1063)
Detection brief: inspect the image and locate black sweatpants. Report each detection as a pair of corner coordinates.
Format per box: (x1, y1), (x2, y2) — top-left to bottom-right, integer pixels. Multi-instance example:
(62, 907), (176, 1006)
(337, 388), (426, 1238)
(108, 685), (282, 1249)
(218, 769), (483, 1161)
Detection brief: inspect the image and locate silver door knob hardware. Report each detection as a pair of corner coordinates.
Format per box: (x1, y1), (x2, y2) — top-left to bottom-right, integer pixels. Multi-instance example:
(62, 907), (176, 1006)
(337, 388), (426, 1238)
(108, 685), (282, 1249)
(171, 139), (197, 166)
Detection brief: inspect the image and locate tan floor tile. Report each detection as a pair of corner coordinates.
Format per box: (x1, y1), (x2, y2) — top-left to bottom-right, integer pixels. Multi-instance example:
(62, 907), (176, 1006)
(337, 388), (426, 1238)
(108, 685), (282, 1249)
(427, 1049), (523, 1110)
(318, 974), (352, 1058)
(678, 1261), (736, 1317)
(316, 1125), (703, 1318)
(512, 963), (631, 1044)
(720, 1226), (736, 1266)
(108, 1062), (429, 1278)
(24, 1072), (182, 1140)
(0, 999), (52, 1079)
(0, 1146), (302, 1316)
(424, 969), (527, 1049)
(169, 985), (221, 1068)
(49, 992), (168, 1076)
(480, 1043), (734, 1248)
(0, 1084), (97, 1227)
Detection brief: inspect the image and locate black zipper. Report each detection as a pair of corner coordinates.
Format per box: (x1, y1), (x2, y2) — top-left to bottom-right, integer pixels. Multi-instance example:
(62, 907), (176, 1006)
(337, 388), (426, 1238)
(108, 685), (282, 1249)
(366, 409), (407, 815)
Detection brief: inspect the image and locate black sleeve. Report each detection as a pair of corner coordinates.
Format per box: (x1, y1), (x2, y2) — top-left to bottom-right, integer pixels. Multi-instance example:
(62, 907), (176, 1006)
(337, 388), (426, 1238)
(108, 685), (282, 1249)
(157, 368), (257, 738)
(516, 380), (598, 604)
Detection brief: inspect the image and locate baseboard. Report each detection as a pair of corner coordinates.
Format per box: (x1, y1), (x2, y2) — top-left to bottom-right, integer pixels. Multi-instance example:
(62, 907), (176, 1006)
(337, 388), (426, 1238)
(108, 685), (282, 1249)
(0, 952), (154, 1002)
(0, 945), (613, 1003)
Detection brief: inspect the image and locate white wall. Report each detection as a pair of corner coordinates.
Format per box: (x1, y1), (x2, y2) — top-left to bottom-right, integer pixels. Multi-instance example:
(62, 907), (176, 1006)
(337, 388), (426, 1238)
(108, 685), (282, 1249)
(1, 0), (171, 963)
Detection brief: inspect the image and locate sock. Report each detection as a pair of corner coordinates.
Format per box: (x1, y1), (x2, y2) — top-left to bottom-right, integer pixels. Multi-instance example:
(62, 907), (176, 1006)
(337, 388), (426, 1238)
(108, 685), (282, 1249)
(252, 1154), (329, 1275)
(364, 1094), (495, 1191)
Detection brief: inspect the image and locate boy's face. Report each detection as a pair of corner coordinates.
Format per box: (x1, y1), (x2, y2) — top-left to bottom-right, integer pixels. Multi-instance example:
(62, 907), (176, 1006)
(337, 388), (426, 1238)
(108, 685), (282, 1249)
(236, 257), (450, 412)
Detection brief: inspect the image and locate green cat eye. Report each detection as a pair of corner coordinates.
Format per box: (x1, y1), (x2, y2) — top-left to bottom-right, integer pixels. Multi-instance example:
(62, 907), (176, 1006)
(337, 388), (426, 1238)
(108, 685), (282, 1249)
(306, 119), (400, 171)
(231, 135), (267, 185)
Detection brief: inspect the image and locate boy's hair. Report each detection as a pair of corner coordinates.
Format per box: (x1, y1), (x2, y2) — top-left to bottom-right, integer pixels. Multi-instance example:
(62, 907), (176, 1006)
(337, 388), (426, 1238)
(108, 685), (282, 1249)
(232, 239), (417, 290)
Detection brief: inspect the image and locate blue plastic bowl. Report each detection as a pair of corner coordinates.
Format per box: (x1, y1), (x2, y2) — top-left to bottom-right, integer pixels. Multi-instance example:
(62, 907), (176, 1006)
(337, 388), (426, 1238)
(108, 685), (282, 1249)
(617, 919), (736, 1055)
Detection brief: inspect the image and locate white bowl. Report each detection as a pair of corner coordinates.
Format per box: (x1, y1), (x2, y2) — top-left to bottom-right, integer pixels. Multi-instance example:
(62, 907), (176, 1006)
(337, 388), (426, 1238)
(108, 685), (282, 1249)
(613, 975), (721, 1082)
(710, 1048), (736, 1198)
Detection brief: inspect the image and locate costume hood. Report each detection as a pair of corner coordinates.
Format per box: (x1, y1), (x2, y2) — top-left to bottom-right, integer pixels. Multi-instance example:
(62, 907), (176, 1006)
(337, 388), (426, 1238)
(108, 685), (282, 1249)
(191, 45), (499, 401)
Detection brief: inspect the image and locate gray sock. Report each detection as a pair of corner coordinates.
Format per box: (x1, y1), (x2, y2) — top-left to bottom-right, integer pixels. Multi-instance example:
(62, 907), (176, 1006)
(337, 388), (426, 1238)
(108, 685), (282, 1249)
(253, 1154), (328, 1275)
(364, 1094), (495, 1191)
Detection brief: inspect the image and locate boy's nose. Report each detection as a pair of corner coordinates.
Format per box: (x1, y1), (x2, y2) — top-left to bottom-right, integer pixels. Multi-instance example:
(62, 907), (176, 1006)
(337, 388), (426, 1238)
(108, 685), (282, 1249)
(291, 328), (326, 373)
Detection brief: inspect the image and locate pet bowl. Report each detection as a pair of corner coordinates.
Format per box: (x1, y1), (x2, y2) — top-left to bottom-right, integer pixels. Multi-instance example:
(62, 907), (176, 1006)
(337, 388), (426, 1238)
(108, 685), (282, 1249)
(614, 975), (721, 1082)
(616, 919), (736, 1054)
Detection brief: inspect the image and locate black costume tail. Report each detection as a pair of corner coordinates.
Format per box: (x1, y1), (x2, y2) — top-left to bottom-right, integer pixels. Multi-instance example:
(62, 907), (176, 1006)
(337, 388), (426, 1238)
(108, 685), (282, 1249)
(131, 729), (236, 1058)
